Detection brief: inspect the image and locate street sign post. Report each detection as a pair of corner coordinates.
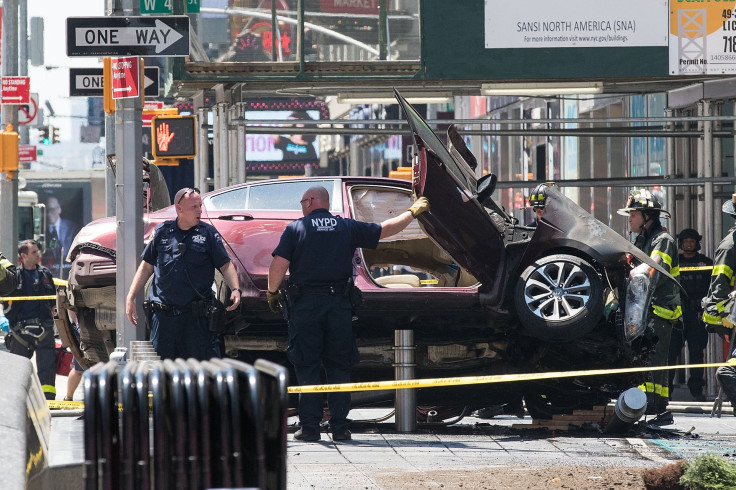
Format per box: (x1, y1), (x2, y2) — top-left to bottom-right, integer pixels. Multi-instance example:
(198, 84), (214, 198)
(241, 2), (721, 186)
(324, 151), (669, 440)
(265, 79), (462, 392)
(1, 77), (30, 105)
(66, 16), (190, 57)
(111, 57), (139, 99)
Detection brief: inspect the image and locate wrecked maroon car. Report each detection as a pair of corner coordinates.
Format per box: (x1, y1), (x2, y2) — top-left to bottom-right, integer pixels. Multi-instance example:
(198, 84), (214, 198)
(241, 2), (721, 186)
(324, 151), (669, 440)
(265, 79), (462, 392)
(58, 93), (674, 416)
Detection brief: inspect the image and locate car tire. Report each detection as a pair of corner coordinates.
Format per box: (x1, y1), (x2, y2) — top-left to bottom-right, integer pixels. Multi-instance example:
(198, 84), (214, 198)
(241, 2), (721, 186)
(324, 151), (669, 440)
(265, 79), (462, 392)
(514, 254), (603, 341)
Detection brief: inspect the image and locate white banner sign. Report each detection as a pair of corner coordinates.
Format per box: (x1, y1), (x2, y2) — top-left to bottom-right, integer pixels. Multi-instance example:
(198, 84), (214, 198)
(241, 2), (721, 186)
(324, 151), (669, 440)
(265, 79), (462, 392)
(485, 0), (668, 49)
(669, 0), (736, 75)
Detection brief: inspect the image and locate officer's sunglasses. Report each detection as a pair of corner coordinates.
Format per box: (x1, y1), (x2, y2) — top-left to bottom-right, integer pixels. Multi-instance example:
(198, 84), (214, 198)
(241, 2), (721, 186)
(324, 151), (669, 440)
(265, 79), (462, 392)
(177, 187), (200, 204)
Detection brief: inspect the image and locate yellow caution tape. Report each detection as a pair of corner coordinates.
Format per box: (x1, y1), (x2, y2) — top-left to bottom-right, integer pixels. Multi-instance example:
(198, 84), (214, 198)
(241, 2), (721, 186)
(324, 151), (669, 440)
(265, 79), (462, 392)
(287, 362), (734, 393)
(0, 278), (67, 301)
(0, 295), (56, 301)
(48, 400), (84, 410)
(45, 361), (736, 406)
(680, 266), (714, 271)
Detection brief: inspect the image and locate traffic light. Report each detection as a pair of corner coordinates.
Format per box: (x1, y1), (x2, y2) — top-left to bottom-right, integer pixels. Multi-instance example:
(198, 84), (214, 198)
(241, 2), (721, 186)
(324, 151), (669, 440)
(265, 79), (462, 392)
(151, 115), (196, 159)
(39, 125), (50, 145)
(0, 124), (20, 172)
(51, 126), (60, 144)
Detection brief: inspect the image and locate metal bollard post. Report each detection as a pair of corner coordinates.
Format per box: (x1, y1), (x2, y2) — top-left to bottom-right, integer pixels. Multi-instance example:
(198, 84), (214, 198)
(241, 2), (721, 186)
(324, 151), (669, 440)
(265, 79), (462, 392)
(393, 329), (416, 432)
(604, 387), (647, 434)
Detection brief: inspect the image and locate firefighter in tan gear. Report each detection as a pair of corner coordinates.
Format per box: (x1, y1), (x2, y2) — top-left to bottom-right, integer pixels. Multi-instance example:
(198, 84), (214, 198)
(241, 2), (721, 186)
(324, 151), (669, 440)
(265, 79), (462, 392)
(618, 189), (681, 415)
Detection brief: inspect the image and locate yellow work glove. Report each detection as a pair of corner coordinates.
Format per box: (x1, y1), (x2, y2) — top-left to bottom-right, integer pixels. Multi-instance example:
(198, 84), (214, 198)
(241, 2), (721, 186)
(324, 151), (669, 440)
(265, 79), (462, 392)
(267, 290), (282, 314)
(722, 316), (735, 329)
(408, 197), (430, 218)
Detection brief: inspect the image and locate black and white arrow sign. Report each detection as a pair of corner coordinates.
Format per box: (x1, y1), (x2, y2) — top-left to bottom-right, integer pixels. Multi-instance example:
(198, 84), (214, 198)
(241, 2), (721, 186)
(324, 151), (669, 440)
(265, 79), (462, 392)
(66, 16), (189, 57)
(69, 66), (160, 97)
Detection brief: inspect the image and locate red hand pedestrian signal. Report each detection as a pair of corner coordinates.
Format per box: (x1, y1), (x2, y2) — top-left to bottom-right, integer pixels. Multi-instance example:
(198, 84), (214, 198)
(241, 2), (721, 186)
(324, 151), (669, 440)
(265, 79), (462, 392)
(151, 116), (196, 159)
(156, 122), (175, 152)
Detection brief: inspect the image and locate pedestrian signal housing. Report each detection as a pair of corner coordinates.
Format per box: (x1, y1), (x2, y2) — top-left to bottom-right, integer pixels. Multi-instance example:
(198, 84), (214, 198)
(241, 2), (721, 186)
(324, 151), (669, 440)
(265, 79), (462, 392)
(151, 115), (196, 159)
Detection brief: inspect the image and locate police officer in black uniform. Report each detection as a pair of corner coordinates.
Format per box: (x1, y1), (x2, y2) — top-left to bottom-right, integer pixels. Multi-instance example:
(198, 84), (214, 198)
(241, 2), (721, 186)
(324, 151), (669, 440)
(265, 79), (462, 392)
(126, 187), (241, 360)
(267, 185), (429, 442)
(668, 228), (713, 401)
(3, 240), (58, 400)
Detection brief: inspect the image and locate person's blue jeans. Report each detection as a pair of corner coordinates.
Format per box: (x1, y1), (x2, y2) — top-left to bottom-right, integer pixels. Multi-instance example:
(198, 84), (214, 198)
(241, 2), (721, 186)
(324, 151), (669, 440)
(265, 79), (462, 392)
(287, 292), (357, 434)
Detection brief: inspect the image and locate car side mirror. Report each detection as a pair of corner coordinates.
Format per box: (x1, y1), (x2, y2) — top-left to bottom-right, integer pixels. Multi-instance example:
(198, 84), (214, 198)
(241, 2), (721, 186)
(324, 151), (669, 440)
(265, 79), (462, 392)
(476, 173), (497, 203)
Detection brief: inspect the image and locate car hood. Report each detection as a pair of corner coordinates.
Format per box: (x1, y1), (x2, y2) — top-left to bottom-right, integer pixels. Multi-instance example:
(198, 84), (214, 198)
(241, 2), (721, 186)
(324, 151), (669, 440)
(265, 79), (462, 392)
(394, 89), (675, 291)
(527, 186), (671, 273)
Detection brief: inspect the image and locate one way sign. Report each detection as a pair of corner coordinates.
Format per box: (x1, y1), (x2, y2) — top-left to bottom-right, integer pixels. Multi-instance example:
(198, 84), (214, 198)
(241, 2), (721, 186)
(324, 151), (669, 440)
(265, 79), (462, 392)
(70, 66), (160, 97)
(66, 16), (189, 57)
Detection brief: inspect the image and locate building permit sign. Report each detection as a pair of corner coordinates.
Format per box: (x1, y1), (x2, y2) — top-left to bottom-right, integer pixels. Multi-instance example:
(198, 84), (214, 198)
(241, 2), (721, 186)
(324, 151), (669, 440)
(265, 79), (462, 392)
(669, 0), (736, 75)
(484, 0), (668, 49)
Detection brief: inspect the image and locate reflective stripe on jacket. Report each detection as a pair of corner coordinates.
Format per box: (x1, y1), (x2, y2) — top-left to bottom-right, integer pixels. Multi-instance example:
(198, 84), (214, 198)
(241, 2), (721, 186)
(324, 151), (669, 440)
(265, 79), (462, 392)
(634, 221), (682, 320)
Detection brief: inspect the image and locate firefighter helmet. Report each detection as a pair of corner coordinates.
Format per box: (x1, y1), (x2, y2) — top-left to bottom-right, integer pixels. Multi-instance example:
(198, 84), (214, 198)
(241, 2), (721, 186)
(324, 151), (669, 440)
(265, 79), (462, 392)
(677, 228), (702, 251)
(529, 183), (552, 210)
(723, 194), (736, 217)
(616, 188), (670, 219)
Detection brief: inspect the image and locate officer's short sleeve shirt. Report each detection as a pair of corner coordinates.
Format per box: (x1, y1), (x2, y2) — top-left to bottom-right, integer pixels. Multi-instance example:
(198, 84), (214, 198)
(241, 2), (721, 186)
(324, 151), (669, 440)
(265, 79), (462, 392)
(142, 219), (231, 305)
(272, 208), (381, 285)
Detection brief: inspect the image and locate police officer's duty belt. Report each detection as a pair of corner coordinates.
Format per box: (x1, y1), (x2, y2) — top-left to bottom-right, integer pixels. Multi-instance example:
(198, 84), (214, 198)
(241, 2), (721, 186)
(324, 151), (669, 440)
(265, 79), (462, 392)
(147, 300), (211, 316)
(298, 284), (349, 295)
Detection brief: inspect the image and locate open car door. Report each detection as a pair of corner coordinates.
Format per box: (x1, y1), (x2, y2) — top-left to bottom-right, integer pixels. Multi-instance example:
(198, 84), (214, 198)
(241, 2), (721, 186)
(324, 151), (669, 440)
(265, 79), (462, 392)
(396, 90), (509, 304)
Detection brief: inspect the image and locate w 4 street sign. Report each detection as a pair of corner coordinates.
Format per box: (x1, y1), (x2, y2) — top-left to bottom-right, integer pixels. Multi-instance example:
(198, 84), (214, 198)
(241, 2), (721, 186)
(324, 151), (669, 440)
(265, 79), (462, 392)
(66, 16), (189, 57)
(141, 0), (200, 14)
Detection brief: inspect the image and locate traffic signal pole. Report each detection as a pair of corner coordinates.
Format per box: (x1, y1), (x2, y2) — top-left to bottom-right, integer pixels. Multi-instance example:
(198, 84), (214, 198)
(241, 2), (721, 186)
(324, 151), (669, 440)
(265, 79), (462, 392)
(114, 0), (146, 356)
(0, 0), (19, 258)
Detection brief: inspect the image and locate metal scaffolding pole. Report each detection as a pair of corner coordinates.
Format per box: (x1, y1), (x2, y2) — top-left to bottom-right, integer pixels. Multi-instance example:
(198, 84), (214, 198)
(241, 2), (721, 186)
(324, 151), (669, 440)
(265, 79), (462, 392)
(196, 107), (209, 191)
(666, 108), (676, 225)
(704, 101), (715, 261)
(714, 101), (723, 254)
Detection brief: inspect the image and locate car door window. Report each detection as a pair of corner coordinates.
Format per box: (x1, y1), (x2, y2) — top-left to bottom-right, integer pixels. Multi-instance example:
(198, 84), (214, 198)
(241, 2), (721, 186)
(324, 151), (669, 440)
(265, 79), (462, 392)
(206, 188), (249, 210)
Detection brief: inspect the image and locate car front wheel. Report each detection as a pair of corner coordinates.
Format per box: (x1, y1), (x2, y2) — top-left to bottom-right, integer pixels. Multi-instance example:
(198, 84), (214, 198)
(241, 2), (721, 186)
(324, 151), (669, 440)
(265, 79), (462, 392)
(514, 254), (603, 341)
